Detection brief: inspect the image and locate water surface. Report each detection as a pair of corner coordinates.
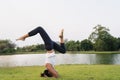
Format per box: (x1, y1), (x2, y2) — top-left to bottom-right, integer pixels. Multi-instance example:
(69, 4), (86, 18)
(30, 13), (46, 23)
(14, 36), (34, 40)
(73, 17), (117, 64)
(0, 53), (120, 67)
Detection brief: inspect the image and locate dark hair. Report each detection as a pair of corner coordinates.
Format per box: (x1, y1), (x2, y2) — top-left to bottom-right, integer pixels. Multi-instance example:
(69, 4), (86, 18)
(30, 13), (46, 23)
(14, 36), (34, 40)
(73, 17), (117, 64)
(41, 69), (53, 77)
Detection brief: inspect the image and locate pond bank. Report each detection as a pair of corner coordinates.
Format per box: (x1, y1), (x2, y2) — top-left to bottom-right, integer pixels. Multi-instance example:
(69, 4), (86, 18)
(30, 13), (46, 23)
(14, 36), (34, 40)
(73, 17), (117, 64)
(1, 51), (120, 55)
(67, 51), (120, 54)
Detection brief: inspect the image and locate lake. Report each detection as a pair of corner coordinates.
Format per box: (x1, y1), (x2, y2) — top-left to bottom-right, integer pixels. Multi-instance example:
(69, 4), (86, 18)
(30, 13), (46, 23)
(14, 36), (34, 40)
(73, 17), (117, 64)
(0, 53), (120, 67)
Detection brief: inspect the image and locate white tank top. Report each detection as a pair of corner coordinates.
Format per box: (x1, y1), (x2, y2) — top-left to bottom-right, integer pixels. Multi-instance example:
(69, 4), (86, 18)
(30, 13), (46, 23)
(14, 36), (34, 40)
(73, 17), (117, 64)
(45, 51), (56, 66)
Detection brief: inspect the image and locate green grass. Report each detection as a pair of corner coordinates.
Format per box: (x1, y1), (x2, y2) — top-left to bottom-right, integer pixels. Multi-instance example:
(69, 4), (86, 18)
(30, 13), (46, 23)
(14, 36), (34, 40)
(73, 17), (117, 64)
(2, 51), (120, 55)
(0, 65), (120, 80)
(67, 51), (120, 54)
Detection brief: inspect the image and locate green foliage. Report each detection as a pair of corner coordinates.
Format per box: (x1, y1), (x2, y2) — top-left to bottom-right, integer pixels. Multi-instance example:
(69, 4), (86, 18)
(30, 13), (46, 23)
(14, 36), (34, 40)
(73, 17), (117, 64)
(63, 24), (119, 51)
(1, 24), (120, 54)
(94, 39), (105, 51)
(89, 24), (110, 43)
(0, 40), (16, 54)
(80, 39), (93, 51)
(89, 24), (119, 51)
(116, 38), (120, 50)
(16, 44), (45, 52)
(65, 40), (80, 51)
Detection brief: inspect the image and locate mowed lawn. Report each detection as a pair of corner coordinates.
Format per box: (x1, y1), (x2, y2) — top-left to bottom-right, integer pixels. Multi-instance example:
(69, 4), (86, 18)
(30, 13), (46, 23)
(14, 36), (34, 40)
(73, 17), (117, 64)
(0, 65), (120, 80)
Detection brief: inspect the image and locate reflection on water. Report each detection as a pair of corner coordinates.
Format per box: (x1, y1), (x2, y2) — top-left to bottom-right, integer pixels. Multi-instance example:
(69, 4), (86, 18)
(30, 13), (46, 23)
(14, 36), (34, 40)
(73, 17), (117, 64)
(96, 54), (114, 64)
(0, 53), (120, 67)
(0, 54), (45, 67)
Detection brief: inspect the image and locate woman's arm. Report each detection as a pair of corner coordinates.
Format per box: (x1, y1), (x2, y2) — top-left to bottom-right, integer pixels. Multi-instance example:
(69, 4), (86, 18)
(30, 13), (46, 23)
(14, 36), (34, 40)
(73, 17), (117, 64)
(45, 63), (59, 78)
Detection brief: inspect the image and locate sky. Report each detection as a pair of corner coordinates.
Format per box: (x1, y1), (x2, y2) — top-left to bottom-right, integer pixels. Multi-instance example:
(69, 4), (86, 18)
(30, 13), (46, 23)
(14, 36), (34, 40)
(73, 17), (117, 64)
(0, 0), (120, 47)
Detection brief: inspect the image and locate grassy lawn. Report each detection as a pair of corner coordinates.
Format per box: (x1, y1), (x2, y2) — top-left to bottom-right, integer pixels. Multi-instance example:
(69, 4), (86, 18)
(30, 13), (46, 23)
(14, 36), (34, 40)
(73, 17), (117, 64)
(0, 65), (120, 80)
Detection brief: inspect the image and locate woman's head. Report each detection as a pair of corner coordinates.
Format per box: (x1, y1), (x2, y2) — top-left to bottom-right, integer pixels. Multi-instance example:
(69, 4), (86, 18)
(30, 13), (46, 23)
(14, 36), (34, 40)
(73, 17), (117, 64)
(41, 69), (53, 77)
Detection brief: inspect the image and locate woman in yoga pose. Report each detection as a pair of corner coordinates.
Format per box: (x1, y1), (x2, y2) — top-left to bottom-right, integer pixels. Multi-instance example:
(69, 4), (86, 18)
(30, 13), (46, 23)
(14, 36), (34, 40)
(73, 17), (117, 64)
(16, 26), (66, 78)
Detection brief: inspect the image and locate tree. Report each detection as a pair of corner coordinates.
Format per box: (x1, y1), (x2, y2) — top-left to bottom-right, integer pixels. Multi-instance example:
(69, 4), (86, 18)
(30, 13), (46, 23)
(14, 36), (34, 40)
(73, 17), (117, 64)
(89, 24), (118, 51)
(94, 39), (105, 51)
(80, 39), (93, 51)
(117, 38), (120, 50)
(65, 40), (80, 51)
(76, 40), (81, 51)
(89, 24), (110, 43)
(0, 40), (16, 54)
(16, 44), (45, 52)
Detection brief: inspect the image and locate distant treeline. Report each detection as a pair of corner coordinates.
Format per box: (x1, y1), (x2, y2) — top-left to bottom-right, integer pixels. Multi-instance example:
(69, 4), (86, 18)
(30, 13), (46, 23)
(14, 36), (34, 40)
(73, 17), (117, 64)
(0, 40), (16, 54)
(0, 24), (120, 55)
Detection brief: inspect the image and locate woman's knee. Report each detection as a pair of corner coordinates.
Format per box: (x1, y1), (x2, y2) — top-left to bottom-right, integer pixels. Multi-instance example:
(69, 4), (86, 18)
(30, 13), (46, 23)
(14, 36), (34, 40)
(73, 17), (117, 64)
(36, 26), (43, 30)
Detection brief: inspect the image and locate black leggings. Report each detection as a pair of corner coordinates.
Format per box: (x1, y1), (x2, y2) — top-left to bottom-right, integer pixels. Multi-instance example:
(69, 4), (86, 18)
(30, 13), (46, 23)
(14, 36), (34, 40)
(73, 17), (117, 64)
(28, 27), (66, 53)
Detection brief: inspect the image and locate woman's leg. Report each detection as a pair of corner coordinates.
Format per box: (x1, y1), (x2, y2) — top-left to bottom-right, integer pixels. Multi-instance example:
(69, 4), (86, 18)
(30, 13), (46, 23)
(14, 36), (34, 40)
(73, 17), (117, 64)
(53, 42), (66, 53)
(45, 63), (59, 78)
(53, 29), (66, 53)
(17, 26), (53, 51)
(16, 26), (66, 53)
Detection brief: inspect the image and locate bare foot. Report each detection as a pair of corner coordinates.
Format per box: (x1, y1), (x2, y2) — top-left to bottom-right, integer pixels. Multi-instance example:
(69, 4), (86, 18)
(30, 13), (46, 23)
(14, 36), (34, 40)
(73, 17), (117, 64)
(16, 34), (29, 41)
(59, 29), (64, 39)
(16, 37), (25, 41)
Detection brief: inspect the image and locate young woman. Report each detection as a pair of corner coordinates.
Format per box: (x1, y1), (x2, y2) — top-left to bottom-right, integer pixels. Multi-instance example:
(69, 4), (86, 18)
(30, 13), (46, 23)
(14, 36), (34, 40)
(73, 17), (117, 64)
(16, 26), (66, 78)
